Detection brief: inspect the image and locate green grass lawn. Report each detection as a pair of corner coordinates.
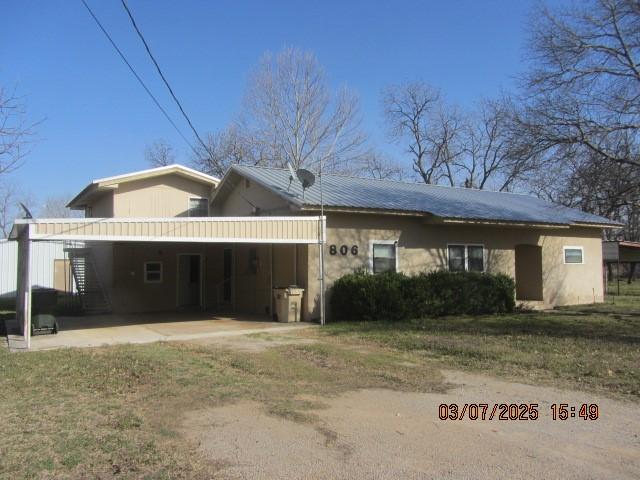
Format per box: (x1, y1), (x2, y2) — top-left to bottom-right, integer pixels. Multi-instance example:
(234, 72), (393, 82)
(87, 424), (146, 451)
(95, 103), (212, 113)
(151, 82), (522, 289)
(323, 286), (640, 401)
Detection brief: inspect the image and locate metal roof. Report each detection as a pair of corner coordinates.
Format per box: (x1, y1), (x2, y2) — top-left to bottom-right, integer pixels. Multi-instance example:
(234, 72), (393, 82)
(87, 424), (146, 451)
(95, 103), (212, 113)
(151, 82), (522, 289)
(229, 165), (621, 227)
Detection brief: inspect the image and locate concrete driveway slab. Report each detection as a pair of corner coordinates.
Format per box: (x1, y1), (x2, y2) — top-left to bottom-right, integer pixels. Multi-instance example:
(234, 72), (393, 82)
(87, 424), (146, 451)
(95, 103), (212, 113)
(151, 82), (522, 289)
(6, 313), (314, 351)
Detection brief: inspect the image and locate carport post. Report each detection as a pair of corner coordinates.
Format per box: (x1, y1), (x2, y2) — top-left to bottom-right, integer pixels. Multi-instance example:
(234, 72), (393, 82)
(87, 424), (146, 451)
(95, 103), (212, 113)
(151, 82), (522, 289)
(16, 223), (33, 349)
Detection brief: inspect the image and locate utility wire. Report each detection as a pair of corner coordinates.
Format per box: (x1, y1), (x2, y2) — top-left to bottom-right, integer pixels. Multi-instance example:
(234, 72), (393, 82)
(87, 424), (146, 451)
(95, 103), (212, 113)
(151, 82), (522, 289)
(120, 0), (214, 158)
(79, 0), (199, 156)
(118, 0), (262, 211)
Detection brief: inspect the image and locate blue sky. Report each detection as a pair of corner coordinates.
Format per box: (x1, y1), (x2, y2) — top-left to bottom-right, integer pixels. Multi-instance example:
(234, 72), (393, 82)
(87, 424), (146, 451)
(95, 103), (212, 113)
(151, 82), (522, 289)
(2, 0), (545, 207)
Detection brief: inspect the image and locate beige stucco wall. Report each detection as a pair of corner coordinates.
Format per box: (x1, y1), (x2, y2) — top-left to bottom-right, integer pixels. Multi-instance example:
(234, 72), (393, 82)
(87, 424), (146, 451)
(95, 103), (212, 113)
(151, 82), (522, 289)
(111, 175), (212, 218)
(301, 213), (605, 320)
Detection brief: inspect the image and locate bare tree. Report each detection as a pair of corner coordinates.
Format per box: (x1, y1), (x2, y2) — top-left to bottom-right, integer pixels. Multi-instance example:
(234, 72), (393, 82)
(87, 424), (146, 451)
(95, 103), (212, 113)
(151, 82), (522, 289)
(0, 183), (17, 237)
(382, 82), (546, 190)
(192, 126), (258, 178)
(240, 47), (367, 173)
(519, 0), (640, 169)
(0, 183), (35, 237)
(425, 105), (466, 186)
(1, 87), (37, 176)
(358, 151), (405, 181)
(382, 81), (442, 183)
(39, 195), (82, 218)
(459, 98), (543, 191)
(144, 139), (175, 167)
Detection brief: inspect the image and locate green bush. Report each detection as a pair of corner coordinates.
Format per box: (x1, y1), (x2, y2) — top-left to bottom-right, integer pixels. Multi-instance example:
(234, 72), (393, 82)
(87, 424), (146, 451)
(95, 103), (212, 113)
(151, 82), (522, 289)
(329, 270), (407, 321)
(329, 270), (515, 321)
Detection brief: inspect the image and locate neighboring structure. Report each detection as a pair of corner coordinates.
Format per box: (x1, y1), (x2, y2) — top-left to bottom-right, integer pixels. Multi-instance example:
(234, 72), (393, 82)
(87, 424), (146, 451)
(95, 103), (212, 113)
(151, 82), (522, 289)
(602, 240), (640, 293)
(9, 163), (621, 340)
(0, 240), (75, 299)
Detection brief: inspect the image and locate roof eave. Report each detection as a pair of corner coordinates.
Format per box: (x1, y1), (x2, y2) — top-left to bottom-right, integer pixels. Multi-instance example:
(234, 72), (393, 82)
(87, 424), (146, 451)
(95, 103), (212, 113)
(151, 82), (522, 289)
(66, 183), (118, 209)
(95, 164), (219, 186)
(570, 221), (624, 229)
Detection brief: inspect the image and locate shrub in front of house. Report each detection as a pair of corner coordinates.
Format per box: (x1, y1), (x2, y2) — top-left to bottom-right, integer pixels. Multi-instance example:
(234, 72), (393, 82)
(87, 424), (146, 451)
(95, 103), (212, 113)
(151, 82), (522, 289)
(329, 270), (408, 322)
(329, 270), (515, 321)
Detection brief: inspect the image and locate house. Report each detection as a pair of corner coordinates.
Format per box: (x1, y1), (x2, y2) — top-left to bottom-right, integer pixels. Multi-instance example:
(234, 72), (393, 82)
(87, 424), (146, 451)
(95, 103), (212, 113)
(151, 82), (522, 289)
(9, 163), (620, 339)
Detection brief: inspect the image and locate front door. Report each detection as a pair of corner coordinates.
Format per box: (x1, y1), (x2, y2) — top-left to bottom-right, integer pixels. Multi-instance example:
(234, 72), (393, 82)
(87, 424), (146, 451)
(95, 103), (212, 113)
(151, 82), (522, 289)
(514, 245), (544, 301)
(178, 254), (202, 308)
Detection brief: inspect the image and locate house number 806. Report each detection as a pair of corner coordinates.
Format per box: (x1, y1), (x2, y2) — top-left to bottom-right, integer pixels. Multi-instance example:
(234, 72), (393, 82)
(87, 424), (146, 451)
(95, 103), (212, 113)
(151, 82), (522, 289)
(329, 244), (358, 256)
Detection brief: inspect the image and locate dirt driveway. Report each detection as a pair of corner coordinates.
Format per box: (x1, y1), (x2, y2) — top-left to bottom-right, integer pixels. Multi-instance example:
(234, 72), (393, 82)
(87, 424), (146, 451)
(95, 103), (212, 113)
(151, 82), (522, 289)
(183, 370), (640, 480)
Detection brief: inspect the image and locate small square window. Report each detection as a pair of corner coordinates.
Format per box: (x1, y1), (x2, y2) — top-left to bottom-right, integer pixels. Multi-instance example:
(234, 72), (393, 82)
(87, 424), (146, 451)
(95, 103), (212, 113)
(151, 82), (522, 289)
(564, 247), (584, 264)
(372, 243), (397, 274)
(144, 262), (162, 283)
(188, 198), (209, 217)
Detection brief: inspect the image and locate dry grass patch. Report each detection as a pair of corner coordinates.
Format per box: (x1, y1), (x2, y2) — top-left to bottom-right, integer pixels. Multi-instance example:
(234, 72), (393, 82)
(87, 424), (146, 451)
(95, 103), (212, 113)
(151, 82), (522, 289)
(0, 338), (443, 479)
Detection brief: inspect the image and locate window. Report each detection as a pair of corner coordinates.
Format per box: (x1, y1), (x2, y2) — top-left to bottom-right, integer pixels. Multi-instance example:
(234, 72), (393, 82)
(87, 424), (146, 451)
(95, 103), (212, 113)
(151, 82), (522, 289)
(144, 262), (162, 283)
(448, 244), (485, 272)
(371, 241), (397, 274)
(563, 246), (584, 264)
(468, 245), (484, 272)
(448, 245), (465, 272)
(188, 198), (209, 217)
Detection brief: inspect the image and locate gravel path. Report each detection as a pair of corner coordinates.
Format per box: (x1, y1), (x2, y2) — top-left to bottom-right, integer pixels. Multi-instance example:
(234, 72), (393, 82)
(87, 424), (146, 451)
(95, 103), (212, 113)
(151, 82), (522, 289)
(182, 370), (640, 479)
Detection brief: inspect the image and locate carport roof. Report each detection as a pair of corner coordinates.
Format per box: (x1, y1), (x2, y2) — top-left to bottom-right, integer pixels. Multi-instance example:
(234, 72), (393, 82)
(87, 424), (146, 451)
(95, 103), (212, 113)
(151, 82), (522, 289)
(224, 165), (621, 228)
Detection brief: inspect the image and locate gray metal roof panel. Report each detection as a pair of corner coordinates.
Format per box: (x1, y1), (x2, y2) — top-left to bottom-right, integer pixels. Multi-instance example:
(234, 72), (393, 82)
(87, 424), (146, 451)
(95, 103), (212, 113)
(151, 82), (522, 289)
(230, 165), (621, 227)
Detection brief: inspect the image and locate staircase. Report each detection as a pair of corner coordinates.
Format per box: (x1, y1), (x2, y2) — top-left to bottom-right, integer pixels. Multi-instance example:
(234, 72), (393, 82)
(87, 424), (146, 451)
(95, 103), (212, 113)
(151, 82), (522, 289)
(66, 246), (111, 314)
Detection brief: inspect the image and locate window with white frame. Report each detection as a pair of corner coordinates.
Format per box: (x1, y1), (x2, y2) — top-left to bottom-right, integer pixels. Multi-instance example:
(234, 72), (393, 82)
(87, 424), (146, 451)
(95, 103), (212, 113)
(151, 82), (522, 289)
(144, 262), (163, 283)
(371, 241), (397, 274)
(563, 246), (584, 264)
(188, 197), (209, 217)
(448, 244), (485, 272)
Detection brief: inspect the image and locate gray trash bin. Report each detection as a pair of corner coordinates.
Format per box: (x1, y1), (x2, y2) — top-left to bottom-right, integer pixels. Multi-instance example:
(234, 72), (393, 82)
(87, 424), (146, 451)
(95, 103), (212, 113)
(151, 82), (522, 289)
(273, 286), (305, 323)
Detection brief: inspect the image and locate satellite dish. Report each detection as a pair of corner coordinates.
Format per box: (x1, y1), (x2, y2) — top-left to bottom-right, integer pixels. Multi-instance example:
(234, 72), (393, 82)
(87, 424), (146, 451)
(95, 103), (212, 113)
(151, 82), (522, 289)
(297, 169), (315, 189)
(296, 169), (316, 199)
(19, 202), (33, 219)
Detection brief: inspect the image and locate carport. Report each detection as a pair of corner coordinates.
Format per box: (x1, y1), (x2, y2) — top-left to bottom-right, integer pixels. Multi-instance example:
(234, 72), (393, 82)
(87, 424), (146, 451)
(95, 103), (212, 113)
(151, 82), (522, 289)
(9, 215), (325, 350)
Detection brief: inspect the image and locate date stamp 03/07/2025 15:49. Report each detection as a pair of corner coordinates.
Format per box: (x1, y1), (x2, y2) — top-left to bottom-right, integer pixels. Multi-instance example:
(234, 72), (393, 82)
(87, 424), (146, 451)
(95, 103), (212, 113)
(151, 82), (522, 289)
(438, 403), (600, 421)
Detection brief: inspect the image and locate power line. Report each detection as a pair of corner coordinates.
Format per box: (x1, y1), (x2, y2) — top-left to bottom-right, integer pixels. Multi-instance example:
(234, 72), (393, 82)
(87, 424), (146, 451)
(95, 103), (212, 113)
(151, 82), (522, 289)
(79, 0), (199, 156)
(120, 0), (214, 158)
